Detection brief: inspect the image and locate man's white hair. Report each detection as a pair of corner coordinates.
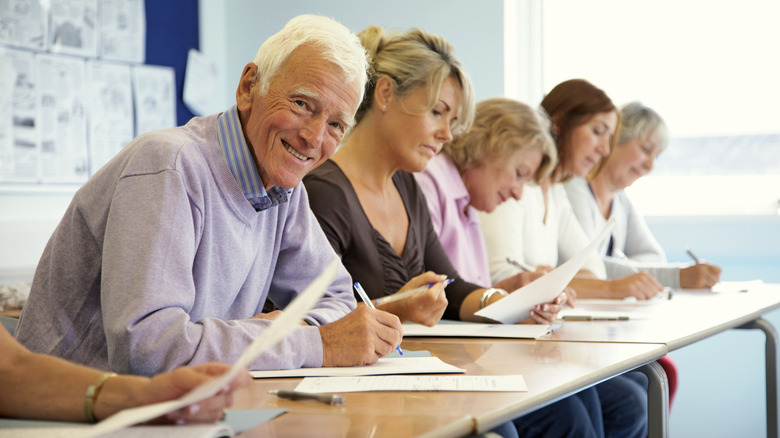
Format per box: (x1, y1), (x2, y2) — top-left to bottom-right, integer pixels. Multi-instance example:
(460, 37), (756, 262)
(252, 15), (369, 101)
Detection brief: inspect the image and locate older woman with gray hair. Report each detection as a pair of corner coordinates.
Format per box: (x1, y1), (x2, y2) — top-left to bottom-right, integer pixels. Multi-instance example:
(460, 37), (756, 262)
(564, 101), (722, 289)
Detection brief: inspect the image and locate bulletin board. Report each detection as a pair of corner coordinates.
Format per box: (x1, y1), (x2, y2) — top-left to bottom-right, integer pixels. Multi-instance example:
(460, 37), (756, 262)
(145, 0), (199, 127)
(0, 0), (198, 186)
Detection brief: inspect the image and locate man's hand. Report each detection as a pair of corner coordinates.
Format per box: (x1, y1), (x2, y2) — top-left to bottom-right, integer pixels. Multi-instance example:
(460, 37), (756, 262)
(319, 306), (403, 367)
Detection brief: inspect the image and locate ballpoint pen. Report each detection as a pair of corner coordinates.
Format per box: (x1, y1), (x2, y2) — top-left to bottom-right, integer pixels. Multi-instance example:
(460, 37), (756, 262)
(269, 389), (345, 406)
(563, 315), (629, 321)
(613, 249), (639, 274)
(373, 278), (453, 306)
(506, 256), (534, 272)
(685, 247), (700, 264)
(354, 282), (403, 355)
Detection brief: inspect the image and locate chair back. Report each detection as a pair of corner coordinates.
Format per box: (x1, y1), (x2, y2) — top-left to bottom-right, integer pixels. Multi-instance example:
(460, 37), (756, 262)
(0, 315), (19, 336)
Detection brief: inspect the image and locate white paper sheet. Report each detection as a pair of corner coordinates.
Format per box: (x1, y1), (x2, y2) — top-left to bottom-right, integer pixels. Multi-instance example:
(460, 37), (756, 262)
(475, 217), (617, 324)
(295, 374), (528, 393)
(132, 65), (176, 136)
(250, 356), (465, 379)
(99, 0), (146, 63)
(49, 0), (98, 57)
(711, 280), (764, 293)
(86, 260), (340, 437)
(402, 322), (550, 339)
(86, 60), (134, 175)
(182, 49), (218, 117)
(0, 0), (47, 50)
(2, 424), (233, 438)
(37, 53), (89, 183)
(0, 48), (39, 182)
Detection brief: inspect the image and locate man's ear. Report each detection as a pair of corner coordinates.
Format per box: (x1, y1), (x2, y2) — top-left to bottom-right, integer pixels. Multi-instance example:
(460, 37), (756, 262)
(237, 63), (258, 111)
(373, 76), (395, 112)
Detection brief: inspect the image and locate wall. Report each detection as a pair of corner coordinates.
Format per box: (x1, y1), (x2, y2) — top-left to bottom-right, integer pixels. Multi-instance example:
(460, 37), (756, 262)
(198, 0), (505, 113)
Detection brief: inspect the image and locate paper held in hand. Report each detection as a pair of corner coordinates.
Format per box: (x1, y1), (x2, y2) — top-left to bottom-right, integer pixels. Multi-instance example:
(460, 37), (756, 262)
(475, 217), (617, 324)
(86, 260), (340, 438)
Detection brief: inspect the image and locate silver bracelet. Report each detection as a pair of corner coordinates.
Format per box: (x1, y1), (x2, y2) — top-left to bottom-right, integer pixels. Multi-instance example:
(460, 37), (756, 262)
(479, 288), (508, 309)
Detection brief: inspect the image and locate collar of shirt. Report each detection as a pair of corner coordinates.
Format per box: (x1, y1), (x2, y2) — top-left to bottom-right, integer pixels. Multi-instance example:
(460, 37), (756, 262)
(217, 105), (293, 211)
(435, 153), (478, 224)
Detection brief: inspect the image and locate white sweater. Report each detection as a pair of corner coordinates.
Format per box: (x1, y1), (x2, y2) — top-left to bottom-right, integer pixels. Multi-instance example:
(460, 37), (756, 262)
(479, 183), (607, 285)
(564, 177), (682, 288)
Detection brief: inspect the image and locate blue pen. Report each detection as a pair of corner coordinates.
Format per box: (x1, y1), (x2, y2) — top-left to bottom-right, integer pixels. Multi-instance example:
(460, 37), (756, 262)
(373, 278), (453, 307)
(354, 282), (403, 355)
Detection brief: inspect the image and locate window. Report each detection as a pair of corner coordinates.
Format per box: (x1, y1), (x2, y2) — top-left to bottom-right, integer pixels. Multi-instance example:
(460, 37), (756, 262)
(513, 0), (780, 215)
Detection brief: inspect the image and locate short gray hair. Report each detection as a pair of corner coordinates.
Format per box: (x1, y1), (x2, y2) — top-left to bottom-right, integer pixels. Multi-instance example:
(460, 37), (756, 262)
(252, 15), (369, 101)
(618, 102), (670, 152)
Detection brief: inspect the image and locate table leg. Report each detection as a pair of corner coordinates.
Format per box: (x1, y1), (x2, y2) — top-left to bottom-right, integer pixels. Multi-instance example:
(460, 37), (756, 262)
(638, 361), (669, 438)
(737, 317), (778, 438)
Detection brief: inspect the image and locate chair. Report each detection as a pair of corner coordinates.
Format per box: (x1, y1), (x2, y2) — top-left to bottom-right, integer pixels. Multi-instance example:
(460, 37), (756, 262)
(0, 315), (19, 336)
(657, 355), (678, 410)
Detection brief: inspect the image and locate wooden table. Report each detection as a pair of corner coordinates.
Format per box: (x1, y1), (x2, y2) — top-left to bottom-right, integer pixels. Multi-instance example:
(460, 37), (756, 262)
(233, 339), (667, 437)
(0, 308), (21, 318)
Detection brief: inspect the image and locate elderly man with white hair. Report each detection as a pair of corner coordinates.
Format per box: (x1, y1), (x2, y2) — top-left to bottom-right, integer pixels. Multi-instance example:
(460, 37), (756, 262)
(16, 15), (403, 376)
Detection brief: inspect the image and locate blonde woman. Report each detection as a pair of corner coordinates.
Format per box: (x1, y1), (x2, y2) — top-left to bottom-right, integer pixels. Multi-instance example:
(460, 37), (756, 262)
(415, 97), (561, 293)
(305, 29), (594, 438)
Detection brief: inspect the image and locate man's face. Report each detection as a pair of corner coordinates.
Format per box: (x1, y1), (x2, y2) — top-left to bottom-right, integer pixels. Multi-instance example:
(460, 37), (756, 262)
(237, 45), (362, 189)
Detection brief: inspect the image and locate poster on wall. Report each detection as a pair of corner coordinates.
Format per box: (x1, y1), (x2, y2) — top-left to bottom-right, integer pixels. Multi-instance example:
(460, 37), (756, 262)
(132, 64), (175, 136)
(0, 0), (48, 50)
(0, 47), (39, 183)
(49, 0), (98, 58)
(86, 59), (133, 174)
(37, 53), (89, 183)
(99, 0), (146, 63)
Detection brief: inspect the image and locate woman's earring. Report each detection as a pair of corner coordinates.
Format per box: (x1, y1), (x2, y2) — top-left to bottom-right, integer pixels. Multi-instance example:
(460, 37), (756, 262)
(382, 105), (387, 110)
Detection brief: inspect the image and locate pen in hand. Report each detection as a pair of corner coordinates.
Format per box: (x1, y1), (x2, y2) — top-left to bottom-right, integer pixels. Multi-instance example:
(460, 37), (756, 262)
(373, 278), (453, 306)
(506, 257), (534, 272)
(615, 249), (671, 300)
(354, 282), (403, 355)
(685, 247), (700, 264)
(613, 249), (639, 274)
(269, 389), (345, 406)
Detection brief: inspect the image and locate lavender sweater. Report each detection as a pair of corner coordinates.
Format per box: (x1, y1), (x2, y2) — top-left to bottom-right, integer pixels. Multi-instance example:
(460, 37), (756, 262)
(15, 112), (355, 376)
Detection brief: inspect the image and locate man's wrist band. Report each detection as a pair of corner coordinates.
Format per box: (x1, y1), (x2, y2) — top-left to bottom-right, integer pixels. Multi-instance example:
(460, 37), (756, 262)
(85, 372), (118, 423)
(480, 288), (508, 309)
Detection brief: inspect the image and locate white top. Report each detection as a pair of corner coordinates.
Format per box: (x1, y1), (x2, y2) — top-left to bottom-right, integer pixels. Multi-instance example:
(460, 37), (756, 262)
(564, 177), (682, 288)
(479, 182), (607, 285)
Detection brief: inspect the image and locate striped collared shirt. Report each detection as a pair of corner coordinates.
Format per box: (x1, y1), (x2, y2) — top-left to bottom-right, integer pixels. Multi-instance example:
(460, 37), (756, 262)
(217, 105), (293, 211)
